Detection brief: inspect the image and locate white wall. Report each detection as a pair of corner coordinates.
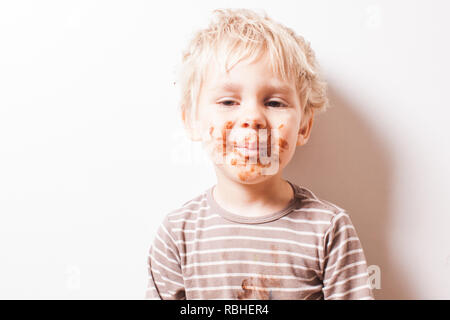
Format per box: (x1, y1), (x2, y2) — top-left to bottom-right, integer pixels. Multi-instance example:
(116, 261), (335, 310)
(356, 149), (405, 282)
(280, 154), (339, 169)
(0, 0), (449, 299)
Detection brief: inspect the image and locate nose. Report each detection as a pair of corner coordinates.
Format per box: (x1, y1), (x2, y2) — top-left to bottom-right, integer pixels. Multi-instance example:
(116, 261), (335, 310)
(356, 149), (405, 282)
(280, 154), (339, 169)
(231, 100), (270, 148)
(236, 100), (267, 130)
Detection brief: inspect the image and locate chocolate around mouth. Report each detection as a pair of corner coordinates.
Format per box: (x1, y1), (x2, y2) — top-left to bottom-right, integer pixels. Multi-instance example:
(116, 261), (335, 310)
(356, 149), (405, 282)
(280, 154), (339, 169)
(233, 144), (271, 158)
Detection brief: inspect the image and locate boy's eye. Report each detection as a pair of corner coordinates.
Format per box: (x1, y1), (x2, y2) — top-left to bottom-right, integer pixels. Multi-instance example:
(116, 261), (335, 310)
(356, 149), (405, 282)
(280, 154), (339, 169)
(266, 100), (288, 108)
(218, 100), (237, 107)
(216, 99), (288, 108)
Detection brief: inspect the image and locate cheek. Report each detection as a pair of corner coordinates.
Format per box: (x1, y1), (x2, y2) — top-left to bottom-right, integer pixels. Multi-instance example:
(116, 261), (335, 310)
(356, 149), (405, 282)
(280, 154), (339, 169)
(276, 123), (290, 154)
(203, 122), (234, 160)
(279, 127), (300, 166)
(278, 137), (289, 151)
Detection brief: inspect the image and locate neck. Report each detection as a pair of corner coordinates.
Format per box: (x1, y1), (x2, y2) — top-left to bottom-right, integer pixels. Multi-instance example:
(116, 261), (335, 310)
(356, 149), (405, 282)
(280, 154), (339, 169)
(212, 168), (294, 217)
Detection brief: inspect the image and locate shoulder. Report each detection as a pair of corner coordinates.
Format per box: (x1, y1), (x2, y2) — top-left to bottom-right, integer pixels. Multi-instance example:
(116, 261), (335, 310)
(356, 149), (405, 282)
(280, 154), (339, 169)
(153, 189), (211, 253)
(158, 188), (210, 232)
(293, 184), (344, 213)
(288, 183), (350, 228)
(291, 184), (359, 236)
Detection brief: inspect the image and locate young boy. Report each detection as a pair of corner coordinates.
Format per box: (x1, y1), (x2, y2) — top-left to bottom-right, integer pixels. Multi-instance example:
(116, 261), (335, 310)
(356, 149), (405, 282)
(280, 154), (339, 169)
(145, 8), (374, 300)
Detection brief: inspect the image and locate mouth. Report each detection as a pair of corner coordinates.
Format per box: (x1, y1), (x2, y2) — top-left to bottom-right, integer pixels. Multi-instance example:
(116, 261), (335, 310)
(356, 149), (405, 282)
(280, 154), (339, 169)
(234, 138), (268, 149)
(227, 130), (272, 159)
(233, 143), (269, 157)
(235, 146), (257, 153)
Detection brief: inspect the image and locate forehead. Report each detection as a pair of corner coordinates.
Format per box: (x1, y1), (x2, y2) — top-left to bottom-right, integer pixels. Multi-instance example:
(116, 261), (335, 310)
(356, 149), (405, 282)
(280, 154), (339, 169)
(209, 81), (295, 97)
(203, 53), (295, 93)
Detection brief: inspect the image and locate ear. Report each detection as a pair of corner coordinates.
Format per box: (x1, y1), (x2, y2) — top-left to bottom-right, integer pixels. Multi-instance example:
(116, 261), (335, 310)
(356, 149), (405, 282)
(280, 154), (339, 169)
(181, 108), (203, 142)
(296, 107), (314, 147)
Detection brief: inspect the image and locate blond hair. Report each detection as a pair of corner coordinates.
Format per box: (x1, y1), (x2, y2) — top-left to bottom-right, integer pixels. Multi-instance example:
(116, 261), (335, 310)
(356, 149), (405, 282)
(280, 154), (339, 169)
(176, 8), (329, 133)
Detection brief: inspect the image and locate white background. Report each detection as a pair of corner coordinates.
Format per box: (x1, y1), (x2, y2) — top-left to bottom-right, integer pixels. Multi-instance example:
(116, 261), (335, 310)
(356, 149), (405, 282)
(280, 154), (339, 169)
(1, 0), (449, 299)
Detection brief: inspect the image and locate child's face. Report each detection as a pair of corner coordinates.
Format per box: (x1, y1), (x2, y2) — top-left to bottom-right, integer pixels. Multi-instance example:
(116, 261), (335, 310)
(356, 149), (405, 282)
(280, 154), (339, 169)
(194, 53), (313, 183)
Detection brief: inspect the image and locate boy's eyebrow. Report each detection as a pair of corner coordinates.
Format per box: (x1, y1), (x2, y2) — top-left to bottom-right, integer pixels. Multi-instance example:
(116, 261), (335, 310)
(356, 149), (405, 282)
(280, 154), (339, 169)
(212, 82), (242, 92)
(265, 84), (294, 95)
(211, 82), (294, 95)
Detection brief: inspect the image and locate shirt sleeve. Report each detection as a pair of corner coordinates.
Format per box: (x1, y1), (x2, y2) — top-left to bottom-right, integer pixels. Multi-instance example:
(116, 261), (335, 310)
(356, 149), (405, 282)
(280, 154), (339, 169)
(321, 211), (374, 300)
(145, 215), (186, 300)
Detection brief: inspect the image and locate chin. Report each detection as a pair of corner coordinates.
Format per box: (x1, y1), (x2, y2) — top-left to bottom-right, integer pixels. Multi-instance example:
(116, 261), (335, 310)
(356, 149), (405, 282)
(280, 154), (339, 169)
(224, 156), (284, 183)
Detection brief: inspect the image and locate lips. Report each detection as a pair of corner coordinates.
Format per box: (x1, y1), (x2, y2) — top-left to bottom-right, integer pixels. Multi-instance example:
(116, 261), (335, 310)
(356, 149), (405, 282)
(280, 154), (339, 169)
(234, 140), (268, 150)
(227, 128), (272, 159)
(235, 142), (258, 150)
(232, 138), (270, 156)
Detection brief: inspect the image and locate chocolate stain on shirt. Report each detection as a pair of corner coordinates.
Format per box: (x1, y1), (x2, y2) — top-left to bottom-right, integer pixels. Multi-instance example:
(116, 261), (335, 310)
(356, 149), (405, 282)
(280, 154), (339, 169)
(174, 288), (186, 300)
(236, 245), (282, 300)
(236, 275), (281, 300)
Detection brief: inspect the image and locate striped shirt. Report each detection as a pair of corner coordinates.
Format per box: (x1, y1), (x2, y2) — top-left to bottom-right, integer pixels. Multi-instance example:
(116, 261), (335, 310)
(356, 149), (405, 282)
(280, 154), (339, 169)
(145, 180), (374, 300)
